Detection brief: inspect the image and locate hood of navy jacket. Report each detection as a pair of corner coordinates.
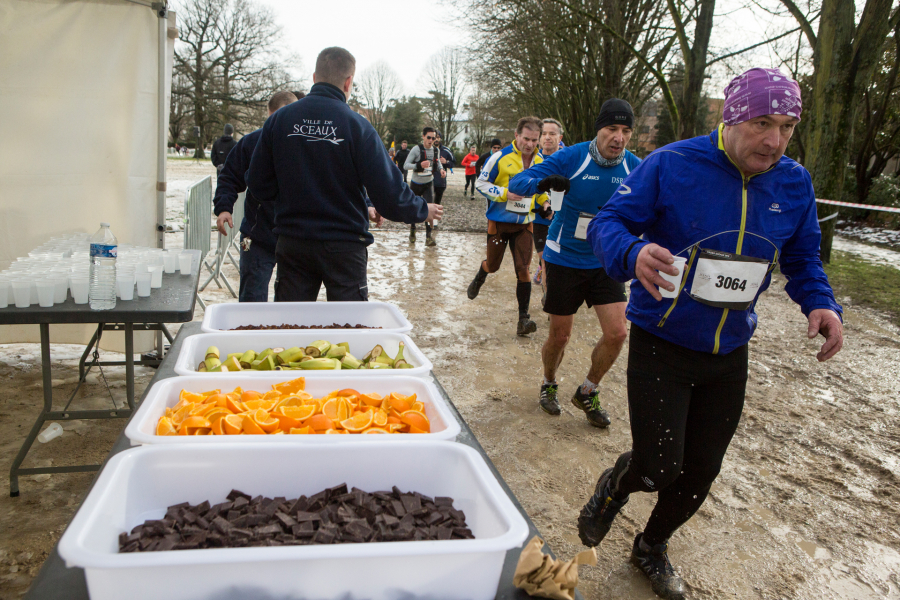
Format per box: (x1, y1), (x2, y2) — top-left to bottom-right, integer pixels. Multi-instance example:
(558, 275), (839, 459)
(245, 82), (429, 245)
(589, 126), (841, 355)
(213, 128), (276, 252)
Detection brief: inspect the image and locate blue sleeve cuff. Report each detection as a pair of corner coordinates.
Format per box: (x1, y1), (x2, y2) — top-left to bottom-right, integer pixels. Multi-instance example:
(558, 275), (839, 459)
(801, 296), (844, 321)
(623, 240), (648, 279)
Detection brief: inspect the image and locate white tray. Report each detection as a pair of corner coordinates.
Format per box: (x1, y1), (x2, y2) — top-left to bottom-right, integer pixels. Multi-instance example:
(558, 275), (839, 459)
(174, 331), (433, 378)
(201, 301), (413, 334)
(57, 442), (529, 600)
(125, 375), (461, 445)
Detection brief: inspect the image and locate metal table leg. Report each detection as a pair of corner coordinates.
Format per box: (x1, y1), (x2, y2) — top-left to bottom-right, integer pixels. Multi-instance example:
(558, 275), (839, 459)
(125, 322), (135, 410)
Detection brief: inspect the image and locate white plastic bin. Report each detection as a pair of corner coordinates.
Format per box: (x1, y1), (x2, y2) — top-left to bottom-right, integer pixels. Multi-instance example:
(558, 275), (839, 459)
(57, 442), (529, 600)
(174, 331), (433, 378)
(125, 375), (461, 445)
(201, 301), (413, 334)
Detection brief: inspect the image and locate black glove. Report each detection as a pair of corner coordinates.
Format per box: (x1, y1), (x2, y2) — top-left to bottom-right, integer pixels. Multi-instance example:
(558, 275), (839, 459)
(537, 174), (570, 193)
(536, 202), (553, 220)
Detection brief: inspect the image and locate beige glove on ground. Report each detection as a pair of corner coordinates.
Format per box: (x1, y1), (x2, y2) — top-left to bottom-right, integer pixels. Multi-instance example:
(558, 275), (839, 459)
(513, 535), (597, 600)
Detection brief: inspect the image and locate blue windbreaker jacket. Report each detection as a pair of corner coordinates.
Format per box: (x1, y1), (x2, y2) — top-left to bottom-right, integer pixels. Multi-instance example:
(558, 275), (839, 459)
(510, 142), (640, 269)
(589, 126), (842, 355)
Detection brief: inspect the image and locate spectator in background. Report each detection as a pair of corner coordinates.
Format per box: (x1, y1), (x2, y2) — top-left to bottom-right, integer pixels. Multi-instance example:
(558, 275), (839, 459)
(461, 145), (479, 200)
(394, 140), (411, 182)
(404, 127), (445, 246)
(214, 91), (298, 302)
(475, 138), (502, 176)
(291, 91), (307, 99)
(431, 131), (455, 245)
(211, 124), (237, 173)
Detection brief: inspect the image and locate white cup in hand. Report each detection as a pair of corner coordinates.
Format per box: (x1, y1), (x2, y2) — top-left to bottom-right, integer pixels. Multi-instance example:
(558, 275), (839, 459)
(658, 256), (687, 298)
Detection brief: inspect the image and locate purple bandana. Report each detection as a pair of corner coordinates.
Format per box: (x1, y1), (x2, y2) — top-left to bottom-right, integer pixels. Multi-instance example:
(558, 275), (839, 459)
(723, 68), (802, 126)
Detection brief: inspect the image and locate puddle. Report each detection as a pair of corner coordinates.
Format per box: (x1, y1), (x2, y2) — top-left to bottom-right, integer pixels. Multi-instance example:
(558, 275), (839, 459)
(797, 539), (831, 560)
(758, 467), (771, 477)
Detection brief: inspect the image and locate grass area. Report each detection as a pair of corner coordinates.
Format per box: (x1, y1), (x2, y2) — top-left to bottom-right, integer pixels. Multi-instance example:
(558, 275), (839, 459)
(824, 250), (900, 325)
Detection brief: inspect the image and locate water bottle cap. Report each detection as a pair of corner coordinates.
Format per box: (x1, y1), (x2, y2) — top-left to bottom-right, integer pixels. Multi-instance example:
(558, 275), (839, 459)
(100, 222), (110, 227)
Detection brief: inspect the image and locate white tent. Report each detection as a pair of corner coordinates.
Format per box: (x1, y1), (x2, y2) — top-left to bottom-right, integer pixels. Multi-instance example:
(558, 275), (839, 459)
(0, 0), (177, 349)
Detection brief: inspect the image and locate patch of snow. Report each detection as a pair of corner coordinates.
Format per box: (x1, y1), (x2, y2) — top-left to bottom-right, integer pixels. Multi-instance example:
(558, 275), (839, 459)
(833, 235), (900, 270)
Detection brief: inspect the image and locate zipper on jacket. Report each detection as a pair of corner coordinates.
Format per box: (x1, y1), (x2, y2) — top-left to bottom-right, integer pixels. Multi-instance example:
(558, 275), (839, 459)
(657, 246), (698, 328)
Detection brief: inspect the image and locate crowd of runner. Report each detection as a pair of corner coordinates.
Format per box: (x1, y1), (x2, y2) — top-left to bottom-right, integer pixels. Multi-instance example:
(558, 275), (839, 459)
(212, 47), (845, 600)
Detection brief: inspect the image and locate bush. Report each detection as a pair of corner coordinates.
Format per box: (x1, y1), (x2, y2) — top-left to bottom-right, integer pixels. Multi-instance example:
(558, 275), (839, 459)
(866, 174), (900, 208)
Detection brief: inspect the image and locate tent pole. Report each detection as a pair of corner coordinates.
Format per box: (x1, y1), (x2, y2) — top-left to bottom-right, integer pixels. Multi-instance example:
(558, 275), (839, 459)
(155, 2), (168, 250)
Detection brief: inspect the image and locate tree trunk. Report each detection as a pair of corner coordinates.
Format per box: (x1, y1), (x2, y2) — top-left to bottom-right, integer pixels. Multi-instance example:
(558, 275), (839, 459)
(679, 0), (715, 139)
(193, 47), (206, 160)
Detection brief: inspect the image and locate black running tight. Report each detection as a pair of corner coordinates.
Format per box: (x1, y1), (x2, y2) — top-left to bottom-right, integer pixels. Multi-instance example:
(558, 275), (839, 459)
(610, 325), (747, 546)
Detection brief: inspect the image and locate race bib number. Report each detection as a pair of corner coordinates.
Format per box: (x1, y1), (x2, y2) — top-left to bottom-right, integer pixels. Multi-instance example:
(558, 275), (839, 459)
(574, 212), (594, 240)
(506, 197), (532, 213)
(689, 249), (770, 309)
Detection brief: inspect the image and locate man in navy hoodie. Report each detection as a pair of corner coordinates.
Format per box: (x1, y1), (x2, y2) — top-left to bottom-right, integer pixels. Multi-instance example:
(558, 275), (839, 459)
(246, 47), (442, 301)
(214, 90), (297, 302)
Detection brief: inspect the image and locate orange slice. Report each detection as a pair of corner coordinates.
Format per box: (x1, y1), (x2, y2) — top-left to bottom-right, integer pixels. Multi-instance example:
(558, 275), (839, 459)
(225, 396), (245, 414)
(222, 414), (244, 435)
(360, 392), (384, 407)
(273, 395), (307, 412)
(272, 377), (306, 395)
(156, 416), (177, 436)
(208, 393), (228, 408)
(340, 411), (374, 432)
(171, 404), (192, 427)
(231, 386), (243, 395)
(307, 414), (335, 431)
(373, 409), (388, 427)
(262, 389), (283, 400)
(190, 427), (211, 435)
(400, 410), (430, 432)
(178, 415), (212, 435)
(411, 401), (424, 413)
(179, 389), (206, 404)
(242, 399), (267, 411)
(210, 416), (226, 435)
(281, 405), (316, 421)
(201, 388), (221, 397)
(289, 426), (312, 434)
(190, 402), (217, 416)
(241, 390), (262, 404)
(321, 398), (339, 421)
(389, 395), (411, 413)
(252, 408), (280, 433)
(387, 415), (402, 425)
(324, 429), (346, 434)
(387, 423), (408, 433)
(242, 414), (266, 435)
(362, 427), (389, 434)
(271, 413), (301, 431)
(408, 425), (429, 434)
(337, 398), (351, 422)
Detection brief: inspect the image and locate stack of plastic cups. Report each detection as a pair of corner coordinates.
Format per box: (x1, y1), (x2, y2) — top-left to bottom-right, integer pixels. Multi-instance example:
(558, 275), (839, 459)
(135, 272), (152, 297)
(69, 269), (90, 305)
(163, 250), (179, 274)
(36, 279), (56, 308)
(117, 265), (135, 301)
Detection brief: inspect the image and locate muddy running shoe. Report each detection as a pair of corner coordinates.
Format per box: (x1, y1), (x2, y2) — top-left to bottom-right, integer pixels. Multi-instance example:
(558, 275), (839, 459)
(409, 230), (416, 243)
(470, 195), (475, 200)
(577, 466), (628, 546)
(630, 533), (686, 600)
(571, 386), (611, 428)
(425, 235), (437, 247)
(516, 314), (537, 336)
(467, 269), (487, 300)
(539, 382), (560, 415)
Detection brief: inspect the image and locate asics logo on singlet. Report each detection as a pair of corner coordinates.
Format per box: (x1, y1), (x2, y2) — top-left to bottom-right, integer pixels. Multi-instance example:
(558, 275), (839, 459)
(582, 174), (600, 180)
(618, 184), (632, 194)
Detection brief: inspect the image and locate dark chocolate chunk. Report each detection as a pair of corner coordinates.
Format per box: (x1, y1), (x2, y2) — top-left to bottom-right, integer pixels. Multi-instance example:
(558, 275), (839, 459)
(211, 516), (233, 534)
(400, 494), (422, 514)
(295, 511), (321, 523)
(275, 511), (297, 528)
(226, 490), (251, 502)
(232, 496), (250, 510)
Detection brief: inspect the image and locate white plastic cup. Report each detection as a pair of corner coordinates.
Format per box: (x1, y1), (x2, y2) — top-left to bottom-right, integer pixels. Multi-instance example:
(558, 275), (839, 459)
(178, 253), (192, 274)
(163, 253), (179, 274)
(36, 280), (56, 307)
(117, 274), (135, 301)
(149, 265), (164, 289)
(136, 272), (151, 297)
(0, 279), (9, 309)
(550, 190), (564, 212)
(659, 256), (688, 299)
(52, 275), (68, 303)
(70, 276), (89, 304)
(12, 281), (32, 308)
(38, 422), (63, 443)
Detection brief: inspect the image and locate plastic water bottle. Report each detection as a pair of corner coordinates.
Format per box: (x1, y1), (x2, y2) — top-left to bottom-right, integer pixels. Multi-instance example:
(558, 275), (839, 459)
(89, 223), (117, 310)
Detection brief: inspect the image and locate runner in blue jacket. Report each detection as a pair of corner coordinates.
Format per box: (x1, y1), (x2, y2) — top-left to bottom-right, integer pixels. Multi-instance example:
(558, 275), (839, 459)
(575, 68), (844, 600)
(509, 100), (640, 427)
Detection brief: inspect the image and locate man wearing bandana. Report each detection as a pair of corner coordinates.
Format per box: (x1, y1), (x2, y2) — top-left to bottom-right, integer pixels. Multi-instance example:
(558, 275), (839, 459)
(577, 68), (843, 599)
(508, 99), (640, 426)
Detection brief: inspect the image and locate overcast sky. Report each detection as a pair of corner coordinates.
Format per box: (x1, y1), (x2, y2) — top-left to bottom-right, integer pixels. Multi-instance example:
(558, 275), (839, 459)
(252, 0), (802, 99)
(256, 0), (471, 96)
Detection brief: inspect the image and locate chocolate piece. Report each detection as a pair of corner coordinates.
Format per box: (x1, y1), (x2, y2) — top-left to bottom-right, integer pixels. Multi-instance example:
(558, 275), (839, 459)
(275, 511), (297, 528)
(226, 490), (251, 502)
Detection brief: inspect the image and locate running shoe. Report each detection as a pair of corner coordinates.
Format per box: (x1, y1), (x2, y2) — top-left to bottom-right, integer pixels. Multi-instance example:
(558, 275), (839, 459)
(470, 195), (475, 200)
(516, 314), (537, 336)
(425, 235), (437, 247)
(630, 533), (686, 600)
(532, 265), (543, 285)
(539, 382), (560, 415)
(467, 269), (487, 300)
(577, 466), (628, 546)
(571, 386), (611, 428)
(409, 230), (416, 243)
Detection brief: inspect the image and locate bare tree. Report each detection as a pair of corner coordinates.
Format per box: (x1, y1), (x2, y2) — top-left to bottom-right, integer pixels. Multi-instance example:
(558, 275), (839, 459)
(356, 61), (404, 142)
(421, 47), (468, 143)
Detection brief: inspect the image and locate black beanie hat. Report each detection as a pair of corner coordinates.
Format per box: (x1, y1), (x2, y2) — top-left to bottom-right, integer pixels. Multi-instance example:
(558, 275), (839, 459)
(595, 99), (634, 131)
(489, 138), (501, 147)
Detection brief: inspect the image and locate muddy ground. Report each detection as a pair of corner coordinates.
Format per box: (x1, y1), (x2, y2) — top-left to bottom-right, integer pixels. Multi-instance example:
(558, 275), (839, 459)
(0, 160), (898, 599)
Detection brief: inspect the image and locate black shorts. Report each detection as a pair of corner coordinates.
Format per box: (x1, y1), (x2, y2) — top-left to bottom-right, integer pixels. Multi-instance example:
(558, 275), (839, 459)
(532, 223), (549, 253)
(542, 260), (626, 315)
